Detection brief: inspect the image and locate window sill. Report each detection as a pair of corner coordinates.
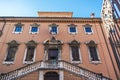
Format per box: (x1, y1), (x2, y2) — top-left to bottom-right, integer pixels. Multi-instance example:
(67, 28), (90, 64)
(3, 61), (14, 64)
(50, 32), (58, 35)
(85, 32), (93, 35)
(23, 61), (34, 64)
(90, 61), (101, 64)
(30, 32), (39, 34)
(71, 61), (81, 64)
(13, 32), (22, 34)
(69, 32), (77, 35)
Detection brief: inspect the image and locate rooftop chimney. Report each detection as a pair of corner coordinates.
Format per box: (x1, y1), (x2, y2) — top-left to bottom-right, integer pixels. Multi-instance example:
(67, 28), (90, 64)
(91, 13), (95, 18)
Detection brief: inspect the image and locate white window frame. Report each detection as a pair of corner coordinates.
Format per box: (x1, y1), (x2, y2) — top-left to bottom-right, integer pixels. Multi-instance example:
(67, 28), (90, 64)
(68, 26), (78, 34)
(49, 26), (58, 34)
(70, 46), (82, 63)
(84, 26), (93, 35)
(87, 46), (101, 64)
(23, 48), (36, 64)
(12, 26), (23, 34)
(29, 26), (39, 34)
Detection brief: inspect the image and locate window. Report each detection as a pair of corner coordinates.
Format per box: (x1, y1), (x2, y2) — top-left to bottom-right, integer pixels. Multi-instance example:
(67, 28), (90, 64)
(13, 23), (23, 34)
(5, 46), (17, 62)
(69, 40), (81, 63)
(30, 23), (40, 34)
(15, 26), (22, 33)
(85, 27), (92, 33)
(24, 40), (37, 64)
(44, 36), (62, 61)
(71, 46), (80, 61)
(31, 27), (39, 33)
(69, 27), (77, 34)
(50, 26), (58, 34)
(83, 24), (93, 34)
(4, 40), (19, 64)
(89, 46), (99, 61)
(86, 40), (100, 63)
(25, 46), (35, 61)
(49, 23), (58, 34)
(68, 24), (77, 34)
(48, 49), (58, 60)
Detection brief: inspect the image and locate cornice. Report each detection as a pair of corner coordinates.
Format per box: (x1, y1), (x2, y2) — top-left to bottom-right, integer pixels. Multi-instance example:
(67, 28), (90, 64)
(0, 17), (102, 23)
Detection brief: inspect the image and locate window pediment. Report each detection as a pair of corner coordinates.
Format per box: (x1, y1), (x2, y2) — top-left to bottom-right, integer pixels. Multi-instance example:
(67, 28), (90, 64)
(45, 37), (62, 45)
(49, 23), (59, 27)
(44, 37), (63, 50)
(69, 40), (80, 46)
(26, 40), (37, 47)
(30, 23), (40, 27)
(68, 24), (77, 27)
(14, 23), (24, 26)
(83, 24), (92, 27)
(86, 40), (97, 47)
(7, 40), (19, 47)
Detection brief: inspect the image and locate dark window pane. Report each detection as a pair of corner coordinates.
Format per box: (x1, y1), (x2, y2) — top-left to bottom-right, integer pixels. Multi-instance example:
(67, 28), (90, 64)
(48, 49), (58, 60)
(5, 46), (17, 61)
(71, 46), (80, 61)
(25, 47), (35, 61)
(85, 27), (92, 32)
(51, 26), (57, 33)
(31, 27), (38, 32)
(89, 46), (99, 61)
(15, 26), (22, 32)
(70, 27), (76, 33)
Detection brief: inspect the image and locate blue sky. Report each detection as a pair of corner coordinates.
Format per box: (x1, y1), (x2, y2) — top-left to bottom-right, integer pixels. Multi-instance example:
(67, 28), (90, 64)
(0, 0), (103, 17)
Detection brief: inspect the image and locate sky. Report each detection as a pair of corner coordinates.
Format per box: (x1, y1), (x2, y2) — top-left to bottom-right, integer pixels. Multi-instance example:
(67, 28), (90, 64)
(0, 0), (103, 17)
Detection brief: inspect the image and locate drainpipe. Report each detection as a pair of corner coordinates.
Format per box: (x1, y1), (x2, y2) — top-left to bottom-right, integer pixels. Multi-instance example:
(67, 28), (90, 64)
(0, 17), (6, 37)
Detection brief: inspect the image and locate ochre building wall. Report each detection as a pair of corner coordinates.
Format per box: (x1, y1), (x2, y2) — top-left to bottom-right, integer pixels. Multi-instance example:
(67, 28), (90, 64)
(0, 17), (119, 80)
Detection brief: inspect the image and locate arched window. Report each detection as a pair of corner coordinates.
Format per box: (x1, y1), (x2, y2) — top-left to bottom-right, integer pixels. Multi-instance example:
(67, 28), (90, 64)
(4, 40), (19, 64)
(69, 40), (81, 63)
(86, 40), (100, 62)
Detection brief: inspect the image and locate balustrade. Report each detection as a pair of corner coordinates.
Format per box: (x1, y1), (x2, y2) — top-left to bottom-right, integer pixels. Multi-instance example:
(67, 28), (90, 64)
(0, 60), (111, 80)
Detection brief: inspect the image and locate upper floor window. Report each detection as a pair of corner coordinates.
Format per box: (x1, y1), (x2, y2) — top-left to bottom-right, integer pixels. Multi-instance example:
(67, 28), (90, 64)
(68, 24), (77, 34)
(85, 27), (92, 33)
(13, 23), (23, 34)
(15, 26), (22, 32)
(24, 40), (37, 64)
(69, 40), (81, 63)
(30, 23), (40, 34)
(4, 40), (19, 64)
(31, 27), (39, 33)
(83, 24), (93, 34)
(86, 40), (100, 63)
(49, 23), (58, 34)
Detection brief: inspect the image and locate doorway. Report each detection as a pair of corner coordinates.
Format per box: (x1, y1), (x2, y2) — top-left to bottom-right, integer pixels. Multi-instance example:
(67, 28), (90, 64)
(44, 72), (59, 80)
